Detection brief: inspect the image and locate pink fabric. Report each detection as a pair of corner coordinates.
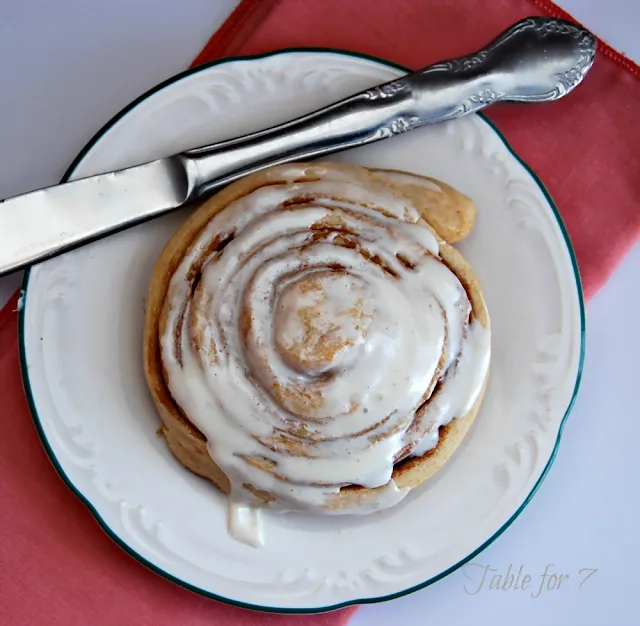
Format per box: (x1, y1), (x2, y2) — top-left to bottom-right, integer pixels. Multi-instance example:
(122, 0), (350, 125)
(2, 1), (639, 624)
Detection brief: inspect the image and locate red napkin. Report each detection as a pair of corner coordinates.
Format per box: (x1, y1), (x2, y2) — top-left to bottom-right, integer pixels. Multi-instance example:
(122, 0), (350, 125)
(1, 1), (639, 625)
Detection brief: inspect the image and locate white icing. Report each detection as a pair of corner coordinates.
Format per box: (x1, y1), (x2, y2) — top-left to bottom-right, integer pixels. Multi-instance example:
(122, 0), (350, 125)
(410, 321), (491, 457)
(159, 164), (490, 521)
(229, 480), (408, 547)
(320, 480), (410, 516)
(228, 501), (264, 548)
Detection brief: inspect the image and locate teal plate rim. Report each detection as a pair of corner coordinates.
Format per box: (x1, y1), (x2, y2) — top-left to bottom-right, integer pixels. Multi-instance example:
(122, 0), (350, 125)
(17, 48), (586, 615)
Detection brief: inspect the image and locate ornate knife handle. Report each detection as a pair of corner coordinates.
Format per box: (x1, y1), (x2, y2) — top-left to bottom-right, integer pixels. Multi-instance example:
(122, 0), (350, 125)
(182, 16), (595, 197)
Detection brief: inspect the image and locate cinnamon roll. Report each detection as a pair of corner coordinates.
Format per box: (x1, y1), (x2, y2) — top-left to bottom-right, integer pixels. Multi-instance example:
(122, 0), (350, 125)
(143, 162), (490, 528)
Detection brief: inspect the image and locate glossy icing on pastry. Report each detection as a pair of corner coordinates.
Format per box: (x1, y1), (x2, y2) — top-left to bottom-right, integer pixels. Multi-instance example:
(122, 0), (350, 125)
(143, 162), (490, 546)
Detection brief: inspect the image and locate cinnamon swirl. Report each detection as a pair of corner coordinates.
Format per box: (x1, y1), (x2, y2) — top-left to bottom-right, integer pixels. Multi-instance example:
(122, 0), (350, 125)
(143, 162), (490, 535)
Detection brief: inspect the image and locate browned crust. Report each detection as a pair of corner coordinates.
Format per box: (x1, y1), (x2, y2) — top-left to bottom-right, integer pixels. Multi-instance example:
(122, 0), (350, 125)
(370, 168), (477, 243)
(142, 162), (489, 510)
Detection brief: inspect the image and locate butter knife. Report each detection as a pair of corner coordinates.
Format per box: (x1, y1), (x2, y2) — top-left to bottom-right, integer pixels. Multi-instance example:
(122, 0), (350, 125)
(0, 17), (595, 276)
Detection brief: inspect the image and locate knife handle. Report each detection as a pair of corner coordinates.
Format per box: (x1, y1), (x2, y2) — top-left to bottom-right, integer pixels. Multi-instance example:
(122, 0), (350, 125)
(0, 18), (595, 277)
(182, 16), (595, 198)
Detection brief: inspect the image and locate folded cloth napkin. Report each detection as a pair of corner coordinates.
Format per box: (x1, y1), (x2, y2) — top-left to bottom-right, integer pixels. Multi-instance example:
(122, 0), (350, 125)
(1, 1), (639, 625)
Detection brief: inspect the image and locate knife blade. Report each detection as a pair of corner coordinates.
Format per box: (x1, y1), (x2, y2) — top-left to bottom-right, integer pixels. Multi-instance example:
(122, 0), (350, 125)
(0, 17), (595, 276)
(0, 159), (189, 272)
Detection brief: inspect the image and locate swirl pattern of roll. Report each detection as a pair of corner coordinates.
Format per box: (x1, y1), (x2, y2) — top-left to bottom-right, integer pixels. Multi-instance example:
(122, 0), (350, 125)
(143, 162), (490, 515)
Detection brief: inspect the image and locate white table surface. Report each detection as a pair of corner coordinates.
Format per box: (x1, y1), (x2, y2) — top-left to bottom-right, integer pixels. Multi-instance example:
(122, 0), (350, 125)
(1, 2), (638, 624)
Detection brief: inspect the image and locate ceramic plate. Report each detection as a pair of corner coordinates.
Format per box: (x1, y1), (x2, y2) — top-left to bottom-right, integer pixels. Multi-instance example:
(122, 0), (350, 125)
(19, 50), (584, 613)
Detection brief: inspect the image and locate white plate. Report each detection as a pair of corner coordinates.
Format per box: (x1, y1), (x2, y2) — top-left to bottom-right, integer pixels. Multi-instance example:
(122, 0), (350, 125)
(19, 50), (584, 613)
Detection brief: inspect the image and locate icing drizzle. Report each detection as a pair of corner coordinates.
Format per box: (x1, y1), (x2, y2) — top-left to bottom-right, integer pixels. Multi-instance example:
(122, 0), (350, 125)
(159, 165), (490, 525)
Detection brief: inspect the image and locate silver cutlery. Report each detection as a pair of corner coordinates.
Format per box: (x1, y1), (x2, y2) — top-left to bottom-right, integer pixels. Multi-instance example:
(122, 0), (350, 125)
(0, 16), (596, 276)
